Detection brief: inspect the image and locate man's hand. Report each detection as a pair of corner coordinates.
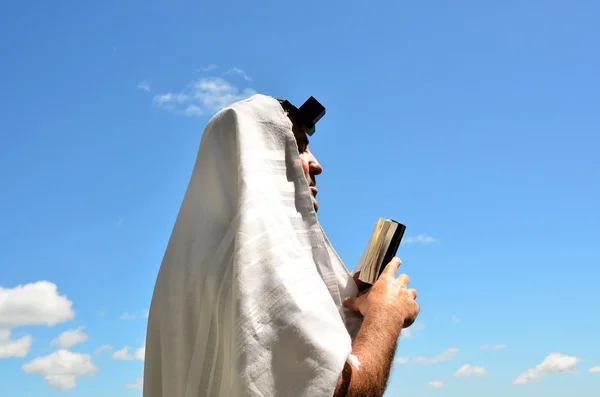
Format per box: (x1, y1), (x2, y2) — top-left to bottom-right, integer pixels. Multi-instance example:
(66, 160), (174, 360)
(334, 257), (420, 397)
(344, 257), (419, 329)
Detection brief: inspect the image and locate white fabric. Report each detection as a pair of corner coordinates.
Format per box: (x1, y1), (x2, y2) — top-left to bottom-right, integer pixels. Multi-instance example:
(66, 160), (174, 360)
(347, 354), (361, 371)
(143, 94), (362, 397)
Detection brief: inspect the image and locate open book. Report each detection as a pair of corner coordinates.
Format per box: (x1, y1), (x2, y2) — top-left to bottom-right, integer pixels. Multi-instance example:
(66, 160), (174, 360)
(352, 218), (406, 287)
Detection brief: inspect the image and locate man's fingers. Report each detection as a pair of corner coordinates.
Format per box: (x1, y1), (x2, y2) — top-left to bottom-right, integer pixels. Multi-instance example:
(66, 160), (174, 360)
(381, 257), (402, 277)
(397, 273), (410, 288)
(408, 288), (418, 300)
(343, 296), (357, 312)
(343, 296), (363, 317)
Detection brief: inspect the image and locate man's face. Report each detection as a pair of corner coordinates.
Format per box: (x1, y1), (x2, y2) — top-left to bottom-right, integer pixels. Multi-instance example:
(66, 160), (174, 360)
(290, 119), (323, 212)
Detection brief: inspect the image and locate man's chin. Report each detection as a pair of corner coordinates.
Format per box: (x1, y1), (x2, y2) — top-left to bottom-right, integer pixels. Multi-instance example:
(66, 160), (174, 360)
(312, 198), (319, 212)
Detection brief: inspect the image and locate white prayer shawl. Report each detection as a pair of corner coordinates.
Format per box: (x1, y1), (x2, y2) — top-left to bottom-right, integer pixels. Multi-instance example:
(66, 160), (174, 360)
(143, 94), (362, 397)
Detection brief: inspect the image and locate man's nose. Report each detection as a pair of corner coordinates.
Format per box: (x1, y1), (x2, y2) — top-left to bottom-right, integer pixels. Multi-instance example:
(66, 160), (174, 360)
(309, 154), (323, 176)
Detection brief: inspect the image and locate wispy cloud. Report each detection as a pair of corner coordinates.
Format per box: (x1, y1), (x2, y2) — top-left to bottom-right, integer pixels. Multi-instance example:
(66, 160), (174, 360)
(125, 376), (144, 390)
(455, 364), (486, 377)
(51, 327), (88, 349)
(200, 64), (218, 72)
(590, 366), (600, 373)
(394, 356), (410, 364)
(452, 315), (460, 324)
(395, 349), (458, 366)
(413, 348), (459, 365)
(94, 345), (113, 356)
(513, 353), (581, 384)
(0, 330), (33, 358)
(480, 344), (507, 351)
(404, 234), (436, 244)
(119, 312), (137, 320)
(153, 76), (256, 117)
(227, 67), (252, 82)
(401, 322), (424, 338)
(137, 81), (150, 92)
(428, 380), (444, 389)
(119, 309), (148, 320)
(112, 345), (145, 361)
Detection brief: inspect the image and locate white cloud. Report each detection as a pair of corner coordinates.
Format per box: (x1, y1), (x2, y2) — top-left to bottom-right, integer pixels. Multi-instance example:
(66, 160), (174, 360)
(135, 345), (145, 361)
(413, 348), (459, 365)
(455, 364), (486, 377)
(112, 346), (133, 360)
(452, 315), (460, 324)
(51, 326), (88, 349)
(589, 366), (600, 373)
(428, 380), (444, 389)
(112, 345), (145, 361)
(125, 376), (144, 390)
(404, 235), (436, 244)
(402, 322), (424, 338)
(481, 344), (507, 351)
(514, 353), (581, 384)
(0, 330), (33, 358)
(153, 77), (256, 117)
(201, 64), (218, 72)
(23, 349), (98, 389)
(137, 81), (150, 92)
(119, 312), (137, 320)
(94, 345), (113, 355)
(120, 309), (148, 320)
(0, 282), (74, 328)
(394, 356), (410, 364)
(227, 67), (252, 82)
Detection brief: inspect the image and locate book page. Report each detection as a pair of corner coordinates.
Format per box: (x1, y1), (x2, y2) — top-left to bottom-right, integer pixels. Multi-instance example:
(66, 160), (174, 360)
(352, 221), (379, 275)
(362, 218), (390, 283)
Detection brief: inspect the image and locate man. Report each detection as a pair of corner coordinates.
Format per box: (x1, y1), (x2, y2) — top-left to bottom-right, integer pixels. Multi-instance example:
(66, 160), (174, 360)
(143, 94), (419, 397)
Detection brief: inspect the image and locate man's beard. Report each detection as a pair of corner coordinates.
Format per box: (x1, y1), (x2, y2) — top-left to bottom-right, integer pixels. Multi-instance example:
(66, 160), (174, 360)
(307, 175), (318, 212)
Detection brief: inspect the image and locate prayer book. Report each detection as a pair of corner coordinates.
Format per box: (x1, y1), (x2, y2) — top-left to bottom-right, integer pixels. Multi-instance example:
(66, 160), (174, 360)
(353, 218), (406, 287)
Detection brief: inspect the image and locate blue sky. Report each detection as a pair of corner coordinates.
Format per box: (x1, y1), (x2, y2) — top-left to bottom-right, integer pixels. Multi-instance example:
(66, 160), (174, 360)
(1, 0), (599, 396)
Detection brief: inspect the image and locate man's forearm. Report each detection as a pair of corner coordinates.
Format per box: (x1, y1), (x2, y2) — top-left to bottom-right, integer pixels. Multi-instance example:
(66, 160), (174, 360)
(333, 309), (403, 397)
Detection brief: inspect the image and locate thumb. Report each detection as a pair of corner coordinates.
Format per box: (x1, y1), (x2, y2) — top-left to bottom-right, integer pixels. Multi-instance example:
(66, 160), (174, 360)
(343, 296), (360, 313)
